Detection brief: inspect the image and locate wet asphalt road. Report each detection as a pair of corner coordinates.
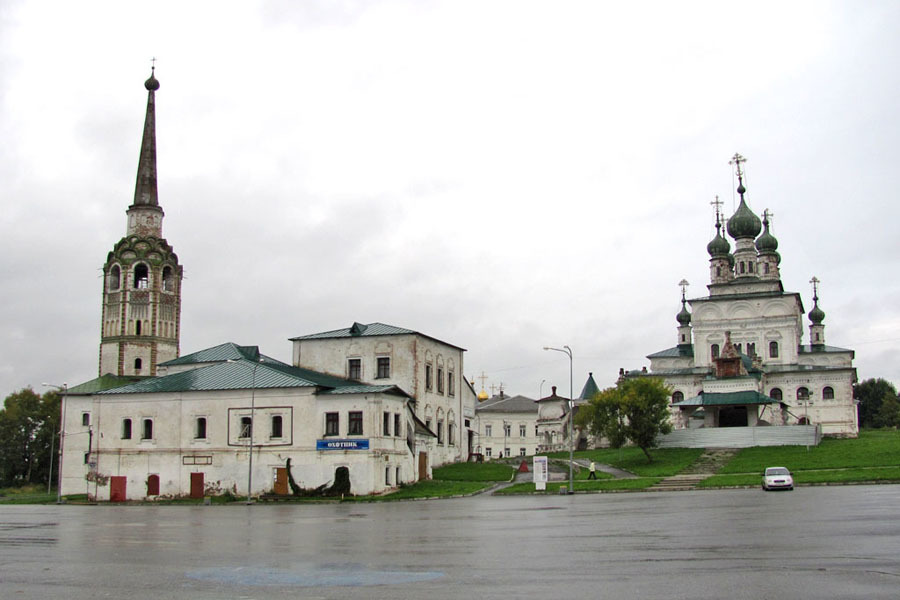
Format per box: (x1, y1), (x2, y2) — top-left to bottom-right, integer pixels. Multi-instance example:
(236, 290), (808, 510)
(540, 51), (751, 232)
(1, 485), (899, 600)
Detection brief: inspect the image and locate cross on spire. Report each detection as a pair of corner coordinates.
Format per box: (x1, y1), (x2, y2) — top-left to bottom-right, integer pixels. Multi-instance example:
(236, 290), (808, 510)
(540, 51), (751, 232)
(729, 152), (747, 179)
(678, 279), (690, 302)
(810, 276), (820, 301)
(710, 195), (723, 224)
(762, 208), (774, 224)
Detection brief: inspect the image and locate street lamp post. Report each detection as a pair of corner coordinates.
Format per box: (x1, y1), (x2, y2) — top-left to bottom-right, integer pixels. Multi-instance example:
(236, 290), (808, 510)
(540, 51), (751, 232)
(544, 346), (573, 494)
(42, 383), (67, 503)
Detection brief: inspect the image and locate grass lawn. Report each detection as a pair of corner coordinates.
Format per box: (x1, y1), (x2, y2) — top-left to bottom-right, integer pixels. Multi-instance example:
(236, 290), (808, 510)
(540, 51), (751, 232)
(717, 429), (900, 474)
(0, 485), (58, 504)
(700, 466), (900, 488)
(496, 478), (660, 495)
(432, 461), (515, 482)
(547, 446), (704, 477)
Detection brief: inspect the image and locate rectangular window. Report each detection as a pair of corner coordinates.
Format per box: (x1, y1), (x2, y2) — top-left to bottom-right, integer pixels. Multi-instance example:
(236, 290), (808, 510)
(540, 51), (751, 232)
(271, 415), (283, 439)
(504, 424), (511, 437)
(394, 414), (401, 438)
(325, 412), (339, 436)
(195, 417), (207, 439)
(383, 411), (391, 437)
(426, 418), (433, 433)
(520, 448), (527, 457)
(348, 358), (361, 380)
(376, 357), (390, 379)
(141, 418), (153, 440)
(239, 416), (252, 439)
(395, 466), (401, 485)
(425, 364), (433, 390)
(437, 368), (444, 394)
(485, 447), (492, 457)
(349, 411), (363, 435)
(122, 418), (132, 440)
(437, 420), (444, 444)
(448, 371), (455, 397)
(504, 448), (510, 458)
(385, 466), (391, 485)
(485, 424), (492, 437)
(449, 423), (455, 446)
(519, 424), (526, 437)
(82, 413), (91, 427)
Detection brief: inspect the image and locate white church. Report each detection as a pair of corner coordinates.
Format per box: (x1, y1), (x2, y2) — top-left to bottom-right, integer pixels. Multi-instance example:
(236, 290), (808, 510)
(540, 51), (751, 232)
(60, 70), (476, 501)
(639, 154), (858, 442)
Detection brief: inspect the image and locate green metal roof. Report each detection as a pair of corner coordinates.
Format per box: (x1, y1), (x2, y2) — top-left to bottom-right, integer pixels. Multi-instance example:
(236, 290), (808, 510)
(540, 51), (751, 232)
(98, 352), (401, 396)
(647, 345), (694, 359)
(476, 395), (538, 413)
(798, 344), (853, 354)
(676, 390), (779, 407)
(579, 373), (600, 400)
(289, 322), (466, 350)
(67, 374), (148, 395)
(159, 342), (288, 367)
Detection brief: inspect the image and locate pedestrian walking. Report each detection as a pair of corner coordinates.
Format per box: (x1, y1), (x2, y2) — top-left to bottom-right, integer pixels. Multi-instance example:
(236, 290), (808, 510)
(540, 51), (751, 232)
(588, 461), (597, 479)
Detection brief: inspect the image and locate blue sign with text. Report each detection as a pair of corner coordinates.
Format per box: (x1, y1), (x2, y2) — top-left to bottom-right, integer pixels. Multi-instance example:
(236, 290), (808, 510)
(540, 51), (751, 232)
(317, 439), (370, 451)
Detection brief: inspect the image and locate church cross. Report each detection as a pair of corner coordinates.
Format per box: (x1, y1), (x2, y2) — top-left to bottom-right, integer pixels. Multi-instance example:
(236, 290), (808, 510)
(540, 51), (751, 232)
(810, 276), (820, 300)
(729, 152), (747, 178)
(762, 208), (774, 224)
(678, 279), (690, 301)
(710, 195), (723, 223)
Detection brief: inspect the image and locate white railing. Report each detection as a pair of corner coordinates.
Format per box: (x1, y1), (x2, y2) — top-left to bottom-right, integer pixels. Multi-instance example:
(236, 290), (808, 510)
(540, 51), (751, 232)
(656, 425), (821, 448)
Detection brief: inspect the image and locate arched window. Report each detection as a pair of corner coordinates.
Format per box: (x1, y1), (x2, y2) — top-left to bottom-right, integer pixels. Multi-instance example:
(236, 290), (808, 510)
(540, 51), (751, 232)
(271, 415), (283, 438)
(135, 320), (142, 336)
(108, 265), (121, 291)
(141, 418), (153, 440)
(797, 387), (810, 401)
(671, 391), (684, 404)
(711, 344), (720, 359)
(162, 266), (174, 292)
(133, 264), (149, 289)
(823, 386), (834, 400)
(122, 418), (132, 439)
(739, 262), (746, 274)
(769, 388), (782, 401)
(134, 358), (142, 372)
(769, 341), (779, 358)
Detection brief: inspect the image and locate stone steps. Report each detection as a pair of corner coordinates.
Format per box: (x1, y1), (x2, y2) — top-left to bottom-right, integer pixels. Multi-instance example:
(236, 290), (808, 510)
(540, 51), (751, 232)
(648, 448), (739, 491)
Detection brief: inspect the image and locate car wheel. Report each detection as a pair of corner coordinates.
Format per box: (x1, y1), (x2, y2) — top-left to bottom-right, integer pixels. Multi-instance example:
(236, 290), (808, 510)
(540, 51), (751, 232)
(762, 484), (767, 491)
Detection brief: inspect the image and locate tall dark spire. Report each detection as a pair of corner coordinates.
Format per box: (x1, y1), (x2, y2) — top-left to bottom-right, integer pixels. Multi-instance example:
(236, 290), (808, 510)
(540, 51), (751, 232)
(132, 65), (161, 209)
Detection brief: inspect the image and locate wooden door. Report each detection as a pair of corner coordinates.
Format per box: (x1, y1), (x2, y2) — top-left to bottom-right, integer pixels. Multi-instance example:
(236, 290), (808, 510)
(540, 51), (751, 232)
(190, 472), (204, 499)
(273, 467), (288, 495)
(418, 452), (428, 481)
(110, 476), (127, 502)
(146, 474), (160, 496)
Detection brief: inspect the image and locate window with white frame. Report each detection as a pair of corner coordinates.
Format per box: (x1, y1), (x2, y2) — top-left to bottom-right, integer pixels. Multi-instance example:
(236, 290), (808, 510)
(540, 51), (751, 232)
(485, 424), (492, 437)
(519, 424), (526, 437)
(349, 411), (363, 435)
(348, 358), (361, 380)
(376, 357), (390, 379)
(325, 412), (339, 436)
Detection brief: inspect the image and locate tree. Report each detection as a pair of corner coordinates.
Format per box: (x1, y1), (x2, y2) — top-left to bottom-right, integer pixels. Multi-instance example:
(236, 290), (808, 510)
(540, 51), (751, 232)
(854, 378), (898, 428)
(0, 388), (60, 488)
(576, 377), (673, 461)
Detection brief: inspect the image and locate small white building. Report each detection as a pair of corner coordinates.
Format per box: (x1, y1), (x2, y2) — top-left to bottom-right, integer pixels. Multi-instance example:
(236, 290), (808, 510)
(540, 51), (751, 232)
(61, 343), (421, 500)
(474, 394), (541, 459)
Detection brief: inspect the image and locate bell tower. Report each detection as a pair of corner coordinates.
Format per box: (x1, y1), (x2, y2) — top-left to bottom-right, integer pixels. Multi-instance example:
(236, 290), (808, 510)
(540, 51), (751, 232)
(98, 66), (183, 377)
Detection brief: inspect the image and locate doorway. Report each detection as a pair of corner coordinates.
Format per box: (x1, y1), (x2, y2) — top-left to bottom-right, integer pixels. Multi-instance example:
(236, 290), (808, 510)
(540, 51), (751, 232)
(190, 472), (204, 499)
(719, 406), (748, 427)
(110, 476), (127, 502)
(273, 467), (288, 495)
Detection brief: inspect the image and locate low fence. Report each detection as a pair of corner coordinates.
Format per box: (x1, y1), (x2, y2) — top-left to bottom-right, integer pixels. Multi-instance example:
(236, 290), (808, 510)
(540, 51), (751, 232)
(656, 425), (821, 448)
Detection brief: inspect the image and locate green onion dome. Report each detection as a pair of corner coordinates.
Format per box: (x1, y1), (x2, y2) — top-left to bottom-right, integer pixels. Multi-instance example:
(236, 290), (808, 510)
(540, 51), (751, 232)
(726, 196), (762, 239)
(707, 227), (731, 258)
(145, 70), (160, 91)
(756, 217), (778, 253)
(808, 301), (825, 325)
(677, 301), (692, 325)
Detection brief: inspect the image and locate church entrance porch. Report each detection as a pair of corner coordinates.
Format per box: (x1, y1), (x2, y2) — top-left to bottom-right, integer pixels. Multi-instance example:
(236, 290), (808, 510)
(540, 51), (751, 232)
(718, 406), (748, 427)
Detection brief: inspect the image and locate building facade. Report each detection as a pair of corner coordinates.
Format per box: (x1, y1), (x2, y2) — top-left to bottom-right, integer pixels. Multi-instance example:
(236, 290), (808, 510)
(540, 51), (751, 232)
(475, 393), (541, 459)
(643, 155), (858, 438)
(62, 343), (418, 499)
(98, 68), (183, 378)
(290, 322), (477, 468)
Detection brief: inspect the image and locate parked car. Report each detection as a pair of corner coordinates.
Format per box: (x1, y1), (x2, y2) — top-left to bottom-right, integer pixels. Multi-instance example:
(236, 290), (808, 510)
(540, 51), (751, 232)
(762, 466), (794, 491)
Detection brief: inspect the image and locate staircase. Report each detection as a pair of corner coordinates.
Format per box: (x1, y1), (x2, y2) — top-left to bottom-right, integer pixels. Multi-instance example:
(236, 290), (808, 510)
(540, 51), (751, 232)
(647, 448), (739, 492)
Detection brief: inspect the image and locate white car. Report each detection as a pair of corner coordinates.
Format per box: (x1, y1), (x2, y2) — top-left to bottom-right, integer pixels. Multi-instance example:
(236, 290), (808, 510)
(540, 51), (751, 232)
(762, 467), (794, 491)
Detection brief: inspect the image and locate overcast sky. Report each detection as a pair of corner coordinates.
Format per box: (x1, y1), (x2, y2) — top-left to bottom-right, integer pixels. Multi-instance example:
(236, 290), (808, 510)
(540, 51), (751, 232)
(2, 0), (898, 400)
